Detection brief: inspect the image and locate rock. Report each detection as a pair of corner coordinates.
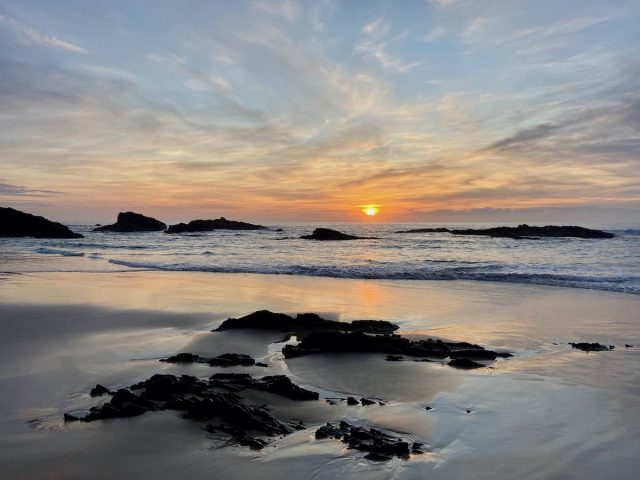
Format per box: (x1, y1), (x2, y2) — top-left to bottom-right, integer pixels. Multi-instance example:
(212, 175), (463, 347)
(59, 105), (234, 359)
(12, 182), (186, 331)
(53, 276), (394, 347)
(395, 228), (450, 233)
(425, 405), (432, 411)
(569, 342), (611, 352)
(64, 413), (80, 422)
(90, 384), (111, 396)
(411, 442), (426, 454)
(449, 224), (614, 239)
(208, 353), (256, 367)
(347, 396), (359, 405)
(300, 228), (377, 241)
(0, 207), (83, 238)
(448, 358), (485, 369)
(282, 331), (507, 363)
(316, 422), (411, 461)
(161, 353), (200, 363)
(256, 375), (319, 401)
(215, 310), (398, 335)
(255, 362), (268, 367)
(466, 409), (472, 414)
(166, 217), (266, 233)
(360, 398), (376, 406)
(625, 344), (633, 348)
(93, 212), (166, 232)
(386, 355), (404, 361)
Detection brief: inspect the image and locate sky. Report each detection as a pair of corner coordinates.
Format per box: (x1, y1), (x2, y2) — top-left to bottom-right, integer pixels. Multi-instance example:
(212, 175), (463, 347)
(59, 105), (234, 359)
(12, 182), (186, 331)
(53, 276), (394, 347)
(0, 0), (639, 224)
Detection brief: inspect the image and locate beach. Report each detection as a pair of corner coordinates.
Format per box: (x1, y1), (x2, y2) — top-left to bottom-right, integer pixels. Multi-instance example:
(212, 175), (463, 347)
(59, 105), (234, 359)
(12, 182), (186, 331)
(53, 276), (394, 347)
(1, 271), (638, 479)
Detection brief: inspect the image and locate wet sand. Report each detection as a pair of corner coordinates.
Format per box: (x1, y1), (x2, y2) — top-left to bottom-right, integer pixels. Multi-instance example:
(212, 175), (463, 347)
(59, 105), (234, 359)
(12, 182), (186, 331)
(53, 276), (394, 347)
(0, 271), (639, 479)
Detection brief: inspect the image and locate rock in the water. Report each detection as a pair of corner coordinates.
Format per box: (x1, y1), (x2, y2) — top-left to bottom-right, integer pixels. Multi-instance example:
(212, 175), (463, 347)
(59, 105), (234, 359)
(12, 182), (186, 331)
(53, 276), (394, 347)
(395, 228), (450, 233)
(300, 228), (376, 241)
(361, 398), (376, 406)
(0, 207), (83, 238)
(448, 358), (485, 369)
(93, 212), (166, 232)
(208, 353), (256, 367)
(347, 396), (359, 405)
(90, 384), (112, 396)
(215, 310), (398, 335)
(282, 331), (508, 363)
(161, 352), (201, 363)
(450, 224), (614, 239)
(166, 217), (266, 233)
(315, 421), (411, 461)
(386, 354), (404, 361)
(569, 342), (611, 352)
(64, 413), (80, 422)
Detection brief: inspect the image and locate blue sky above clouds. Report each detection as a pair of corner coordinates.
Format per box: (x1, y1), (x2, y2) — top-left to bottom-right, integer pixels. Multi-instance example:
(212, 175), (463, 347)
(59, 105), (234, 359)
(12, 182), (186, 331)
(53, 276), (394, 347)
(0, 0), (638, 223)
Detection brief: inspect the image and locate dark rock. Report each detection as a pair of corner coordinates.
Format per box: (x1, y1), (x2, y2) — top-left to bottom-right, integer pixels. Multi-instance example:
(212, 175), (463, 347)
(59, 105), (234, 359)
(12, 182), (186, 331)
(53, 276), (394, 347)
(215, 310), (398, 335)
(166, 217), (266, 234)
(255, 362), (268, 367)
(386, 355), (404, 361)
(411, 442), (426, 454)
(448, 358), (485, 369)
(208, 353), (256, 367)
(466, 409), (472, 414)
(283, 331), (502, 360)
(450, 224), (614, 239)
(317, 422), (411, 461)
(300, 228), (377, 241)
(161, 352), (201, 363)
(0, 207), (83, 239)
(360, 398), (376, 406)
(425, 405), (432, 411)
(256, 375), (319, 401)
(625, 344), (633, 348)
(395, 228), (450, 233)
(64, 413), (80, 422)
(93, 212), (166, 232)
(90, 384), (111, 396)
(365, 453), (393, 461)
(569, 342), (611, 352)
(238, 436), (269, 450)
(347, 396), (359, 406)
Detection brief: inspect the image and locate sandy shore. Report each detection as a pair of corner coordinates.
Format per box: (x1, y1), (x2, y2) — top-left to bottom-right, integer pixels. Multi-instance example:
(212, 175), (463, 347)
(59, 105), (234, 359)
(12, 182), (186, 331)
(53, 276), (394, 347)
(0, 271), (639, 479)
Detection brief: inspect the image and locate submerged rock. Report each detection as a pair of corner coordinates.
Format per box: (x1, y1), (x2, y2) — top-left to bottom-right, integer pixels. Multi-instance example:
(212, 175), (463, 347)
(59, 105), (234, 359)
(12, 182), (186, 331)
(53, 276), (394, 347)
(166, 217), (266, 233)
(0, 207), (83, 238)
(395, 227), (450, 233)
(93, 212), (166, 232)
(569, 342), (612, 352)
(208, 353), (256, 367)
(300, 228), (377, 241)
(215, 310), (398, 335)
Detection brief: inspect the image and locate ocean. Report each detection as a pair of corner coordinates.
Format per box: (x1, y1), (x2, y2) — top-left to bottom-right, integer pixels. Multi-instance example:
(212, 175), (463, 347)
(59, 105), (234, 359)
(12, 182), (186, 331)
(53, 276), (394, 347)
(2, 222), (639, 294)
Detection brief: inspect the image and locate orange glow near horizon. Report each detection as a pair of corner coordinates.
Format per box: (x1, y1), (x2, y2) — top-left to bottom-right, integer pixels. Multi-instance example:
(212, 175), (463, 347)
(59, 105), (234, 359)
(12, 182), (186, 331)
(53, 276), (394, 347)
(362, 205), (380, 217)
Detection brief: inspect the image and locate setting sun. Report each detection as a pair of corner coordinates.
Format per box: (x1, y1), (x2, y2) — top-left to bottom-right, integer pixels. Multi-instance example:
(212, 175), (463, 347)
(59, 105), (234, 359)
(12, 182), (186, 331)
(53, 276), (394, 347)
(362, 206), (380, 216)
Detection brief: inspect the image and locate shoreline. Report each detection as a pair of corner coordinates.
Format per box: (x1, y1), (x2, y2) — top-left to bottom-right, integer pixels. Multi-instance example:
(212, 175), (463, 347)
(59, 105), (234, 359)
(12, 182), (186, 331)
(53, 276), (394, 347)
(1, 271), (639, 479)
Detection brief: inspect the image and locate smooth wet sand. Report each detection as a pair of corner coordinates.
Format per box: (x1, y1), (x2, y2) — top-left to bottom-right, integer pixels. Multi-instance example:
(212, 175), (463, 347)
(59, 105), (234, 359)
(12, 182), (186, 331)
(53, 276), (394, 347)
(0, 271), (639, 479)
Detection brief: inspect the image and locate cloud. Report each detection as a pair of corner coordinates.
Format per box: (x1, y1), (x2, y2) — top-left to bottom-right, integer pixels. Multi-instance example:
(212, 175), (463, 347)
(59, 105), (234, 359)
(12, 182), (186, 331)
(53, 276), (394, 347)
(355, 17), (422, 73)
(424, 26), (446, 42)
(0, 181), (59, 197)
(483, 123), (561, 152)
(0, 13), (86, 53)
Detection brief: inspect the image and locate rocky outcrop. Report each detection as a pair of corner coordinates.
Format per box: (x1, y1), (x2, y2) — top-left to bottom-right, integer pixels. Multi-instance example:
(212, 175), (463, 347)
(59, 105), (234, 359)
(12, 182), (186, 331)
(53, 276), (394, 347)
(0, 207), (83, 238)
(93, 212), (166, 232)
(395, 227), (450, 233)
(161, 352), (261, 367)
(394, 224), (614, 239)
(569, 342), (613, 352)
(315, 420), (425, 461)
(215, 310), (399, 335)
(301, 228), (377, 240)
(282, 330), (511, 363)
(69, 373), (315, 448)
(450, 224), (614, 239)
(166, 217), (266, 233)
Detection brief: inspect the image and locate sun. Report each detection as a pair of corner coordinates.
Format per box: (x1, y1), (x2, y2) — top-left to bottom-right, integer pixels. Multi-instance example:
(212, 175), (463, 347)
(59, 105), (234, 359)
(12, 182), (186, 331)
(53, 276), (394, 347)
(361, 205), (380, 216)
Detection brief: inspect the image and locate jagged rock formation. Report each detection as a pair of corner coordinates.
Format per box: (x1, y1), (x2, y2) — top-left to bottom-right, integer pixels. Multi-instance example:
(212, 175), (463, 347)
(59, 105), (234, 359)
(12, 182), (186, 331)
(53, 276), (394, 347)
(93, 212), (166, 232)
(0, 207), (83, 238)
(166, 217), (266, 233)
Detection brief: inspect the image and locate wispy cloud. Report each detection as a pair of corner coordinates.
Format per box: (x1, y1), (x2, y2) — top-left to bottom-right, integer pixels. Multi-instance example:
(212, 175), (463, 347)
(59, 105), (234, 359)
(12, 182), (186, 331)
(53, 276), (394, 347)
(0, 13), (86, 53)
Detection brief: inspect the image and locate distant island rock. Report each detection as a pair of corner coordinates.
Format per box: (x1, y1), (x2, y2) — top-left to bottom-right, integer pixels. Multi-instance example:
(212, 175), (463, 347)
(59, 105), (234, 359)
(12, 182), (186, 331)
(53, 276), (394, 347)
(0, 207), (83, 239)
(165, 217), (267, 234)
(397, 224), (614, 239)
(93, 212), (167, 232)
(301, 228), (377, 241)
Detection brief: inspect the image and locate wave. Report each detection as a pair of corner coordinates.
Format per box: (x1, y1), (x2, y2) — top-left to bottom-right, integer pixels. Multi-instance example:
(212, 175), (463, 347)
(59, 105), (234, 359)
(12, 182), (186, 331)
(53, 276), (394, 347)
(35, 248), (85, 257)
(107, 259), (640, 294)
